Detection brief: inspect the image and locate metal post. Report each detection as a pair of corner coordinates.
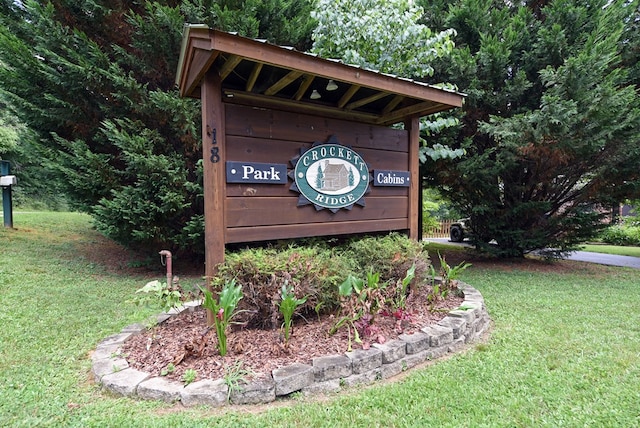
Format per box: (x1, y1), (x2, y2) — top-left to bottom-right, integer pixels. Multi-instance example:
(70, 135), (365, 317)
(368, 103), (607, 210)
(1, 160), (14, 228)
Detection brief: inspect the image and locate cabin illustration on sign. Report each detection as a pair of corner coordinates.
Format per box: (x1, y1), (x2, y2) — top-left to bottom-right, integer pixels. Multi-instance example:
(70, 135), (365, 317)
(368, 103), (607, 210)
(321, 161), (351, 191)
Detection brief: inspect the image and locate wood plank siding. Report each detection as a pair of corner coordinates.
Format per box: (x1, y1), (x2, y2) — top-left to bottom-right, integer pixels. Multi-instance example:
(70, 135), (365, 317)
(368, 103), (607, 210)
(223, 104), (410, 242)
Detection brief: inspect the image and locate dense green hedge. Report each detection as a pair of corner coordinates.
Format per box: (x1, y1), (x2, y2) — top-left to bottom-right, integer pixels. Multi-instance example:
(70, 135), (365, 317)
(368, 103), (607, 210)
(599, 223), (640, 246)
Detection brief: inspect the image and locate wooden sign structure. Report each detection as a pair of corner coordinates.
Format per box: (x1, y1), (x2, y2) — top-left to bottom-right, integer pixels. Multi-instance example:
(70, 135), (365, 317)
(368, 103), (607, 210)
(175, 25), (464, 316)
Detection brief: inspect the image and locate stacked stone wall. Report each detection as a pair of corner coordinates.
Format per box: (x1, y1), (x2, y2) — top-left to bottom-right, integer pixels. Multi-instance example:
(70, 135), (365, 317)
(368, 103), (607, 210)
(93, 283), (490, 407)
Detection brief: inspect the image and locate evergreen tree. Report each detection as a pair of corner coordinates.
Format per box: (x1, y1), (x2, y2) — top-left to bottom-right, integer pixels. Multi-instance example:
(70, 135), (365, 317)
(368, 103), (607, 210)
(421, 0), (640, 257)
(0, 0), (314, 256)
(315, 164), (323, 189)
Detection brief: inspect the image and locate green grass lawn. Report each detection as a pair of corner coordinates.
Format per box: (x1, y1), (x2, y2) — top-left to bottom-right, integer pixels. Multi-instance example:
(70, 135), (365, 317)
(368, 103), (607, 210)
(581, 243), (640, 257)
(2, 212), (640, 427)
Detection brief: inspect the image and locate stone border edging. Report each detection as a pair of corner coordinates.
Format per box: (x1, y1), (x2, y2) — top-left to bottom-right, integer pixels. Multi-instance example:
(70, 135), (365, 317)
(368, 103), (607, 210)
(92, 282), (490, 407)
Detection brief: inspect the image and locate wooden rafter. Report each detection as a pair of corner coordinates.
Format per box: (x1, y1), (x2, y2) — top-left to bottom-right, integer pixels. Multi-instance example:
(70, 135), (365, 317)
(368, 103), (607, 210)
(225, 90), (380, 124)
(182, 50), (219, 98)
(264, 70), (303, 96)
(383, 95), (405, 115)
(294, 75), (315, 101)
(377, 101), (447, 126)
(200, 30), (463, 106)
(246, 62), (263, 92)
(338, 85), (360, 109)
(176, 27), (465, 123)
(218, 54), (242, 80)
(345, 91), (389, 111)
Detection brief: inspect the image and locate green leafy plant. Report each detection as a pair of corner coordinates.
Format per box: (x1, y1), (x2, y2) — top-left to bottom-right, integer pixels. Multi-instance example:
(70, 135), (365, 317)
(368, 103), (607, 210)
(160, 363), (175, 377)
(201, 279), (244, 356)
(314, 302), (324, 321)
(329, 275), (363, 351)
(391, 263), (416, 311)
(182, 369), (197, 386)
(599, 224), (640, 246)
(131, 280), (182, 313)
(329, 270), (388, 350)
(223, 360), (253, 402)
(340, 270), (387, 316)
(344, 233), (427, 282)
(278, 281), (308, 345)
(437, 252), (472, 290)
(211, 234), (431, 329)
(426, 253), (472, 307)
(214, 243), (347, 329)
(426, 264), (447, 308)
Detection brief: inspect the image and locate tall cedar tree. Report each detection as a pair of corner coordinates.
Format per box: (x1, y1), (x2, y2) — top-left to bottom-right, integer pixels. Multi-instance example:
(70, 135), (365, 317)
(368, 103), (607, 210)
(420, 0), (640, 257)
(0, 0), (314, 257)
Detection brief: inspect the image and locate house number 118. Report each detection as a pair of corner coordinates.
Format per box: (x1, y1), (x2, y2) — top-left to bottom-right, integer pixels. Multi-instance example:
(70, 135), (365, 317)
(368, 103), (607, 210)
(210, 127), (220, 163)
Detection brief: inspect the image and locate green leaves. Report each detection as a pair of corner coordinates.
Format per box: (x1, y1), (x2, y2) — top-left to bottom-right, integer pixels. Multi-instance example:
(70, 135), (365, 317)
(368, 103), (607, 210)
(339, 274), (363, 297)
(311, 0), (456, 78)
(278, 282), (308, 343)
(427, 0), (640, 258)
(1, 0), (315, 254)
(420, 143), (466, 162)
(132, 280), (182, 313)
(202, 279), (244, 356)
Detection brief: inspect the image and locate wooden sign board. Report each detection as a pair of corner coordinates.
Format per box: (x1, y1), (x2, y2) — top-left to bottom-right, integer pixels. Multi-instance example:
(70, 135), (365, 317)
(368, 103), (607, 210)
(222, 104), (417, 243)
(176, 28), (463, 314)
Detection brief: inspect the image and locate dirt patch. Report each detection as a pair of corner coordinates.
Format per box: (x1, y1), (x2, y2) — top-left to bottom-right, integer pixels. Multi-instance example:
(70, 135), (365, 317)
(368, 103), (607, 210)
(123, 288), (463, 383)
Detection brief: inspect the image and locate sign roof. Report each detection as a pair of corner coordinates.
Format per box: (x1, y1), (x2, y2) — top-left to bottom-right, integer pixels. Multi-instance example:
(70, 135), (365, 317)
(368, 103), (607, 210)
(176, 25), (465, 126)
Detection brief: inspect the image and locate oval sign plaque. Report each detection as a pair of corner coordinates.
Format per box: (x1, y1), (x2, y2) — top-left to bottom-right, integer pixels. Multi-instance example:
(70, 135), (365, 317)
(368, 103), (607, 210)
(294, 142), (369, 210)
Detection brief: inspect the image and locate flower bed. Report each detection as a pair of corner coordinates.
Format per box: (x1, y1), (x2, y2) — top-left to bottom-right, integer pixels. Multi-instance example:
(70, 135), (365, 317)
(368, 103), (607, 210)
(92, 282), (490, 407)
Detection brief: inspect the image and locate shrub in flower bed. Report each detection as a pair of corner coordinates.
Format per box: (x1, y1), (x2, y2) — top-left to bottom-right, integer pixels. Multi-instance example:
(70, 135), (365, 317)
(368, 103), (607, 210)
(213, 234), (431, 330)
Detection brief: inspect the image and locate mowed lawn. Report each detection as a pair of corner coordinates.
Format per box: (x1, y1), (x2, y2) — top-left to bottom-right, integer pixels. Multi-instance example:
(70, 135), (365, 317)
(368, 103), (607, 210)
(1, 212), (639, 427)
(581, 243), (640, 258)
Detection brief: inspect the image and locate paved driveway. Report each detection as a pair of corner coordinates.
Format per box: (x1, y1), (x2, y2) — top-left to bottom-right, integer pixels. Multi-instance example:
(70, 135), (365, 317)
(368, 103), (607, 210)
(425, 238), (640, 269)
(564, 250), (640, 269)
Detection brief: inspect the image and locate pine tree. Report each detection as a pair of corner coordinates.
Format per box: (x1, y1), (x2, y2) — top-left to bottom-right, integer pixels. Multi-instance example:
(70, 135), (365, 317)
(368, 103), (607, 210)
(420, 0), (640, 257)
(0, 0), (314, 256)
(315, 164), (324, 189)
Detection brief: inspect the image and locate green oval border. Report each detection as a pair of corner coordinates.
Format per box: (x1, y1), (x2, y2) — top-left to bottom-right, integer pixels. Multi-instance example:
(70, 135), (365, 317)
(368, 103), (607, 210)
(294, 143), (369, 209)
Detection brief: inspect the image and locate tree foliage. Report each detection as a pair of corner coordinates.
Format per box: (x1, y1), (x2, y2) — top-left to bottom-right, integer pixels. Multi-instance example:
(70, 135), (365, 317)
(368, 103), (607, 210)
(2, 0), (639, 260)
(311, 0), (463, 163)
(0, 114), (18, 156)
(311, 0), (456, 78)
(0, 0), (314, 256)
(422, 0), (640, 257)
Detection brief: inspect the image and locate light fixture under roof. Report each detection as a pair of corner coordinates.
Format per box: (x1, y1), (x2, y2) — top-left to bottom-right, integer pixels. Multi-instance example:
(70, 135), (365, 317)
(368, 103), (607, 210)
(310, 89), (321, 100)
(326, 79), (338, 91)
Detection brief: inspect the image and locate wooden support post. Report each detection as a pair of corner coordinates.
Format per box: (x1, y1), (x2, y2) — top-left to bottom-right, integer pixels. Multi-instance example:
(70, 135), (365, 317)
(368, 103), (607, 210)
(201, 70), (226, 326)
(406, 117), (420, 240)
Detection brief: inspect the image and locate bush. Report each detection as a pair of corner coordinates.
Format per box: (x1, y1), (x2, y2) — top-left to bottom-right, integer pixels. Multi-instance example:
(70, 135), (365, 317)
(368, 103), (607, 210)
(214, 242), (348, 329)
(342, 233), (430, 285)
(599, 224), (640, 246)
(213, 234), (431, 329)
(624, 216), (640, 227)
